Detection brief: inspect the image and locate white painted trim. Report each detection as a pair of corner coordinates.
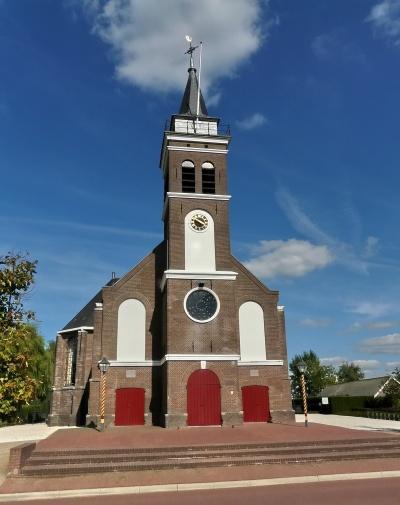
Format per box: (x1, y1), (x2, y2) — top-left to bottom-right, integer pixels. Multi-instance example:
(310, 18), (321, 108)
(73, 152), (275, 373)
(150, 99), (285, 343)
(165, 354), (240, 362)
(109, 360), (161, 367)
(166, 134), (229, 145)
(57, 326), (93, 335)
(167, 192), (231, 201)
(237, 360), (284, 366)
(167, 146), (228, 154)
(277, 305), (285, 312)
(161, 270), (238, 290)
(183, 287), (220, 324)
(109, 354), (240, 367)
(163, 192), (231, 220)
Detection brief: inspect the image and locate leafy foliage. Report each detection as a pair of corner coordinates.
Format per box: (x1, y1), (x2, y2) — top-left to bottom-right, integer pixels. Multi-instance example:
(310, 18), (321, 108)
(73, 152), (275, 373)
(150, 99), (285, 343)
(337, 361), (365, 383)
(383, 368), (400, 409)
(290, 350), (336, 399)
(0, 252), (54, 424)
(0, 253), (37, 326)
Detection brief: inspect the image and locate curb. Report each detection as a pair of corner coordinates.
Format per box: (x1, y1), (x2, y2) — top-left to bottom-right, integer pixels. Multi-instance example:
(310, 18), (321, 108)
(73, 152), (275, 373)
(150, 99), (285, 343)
(1, 470), (400, 502)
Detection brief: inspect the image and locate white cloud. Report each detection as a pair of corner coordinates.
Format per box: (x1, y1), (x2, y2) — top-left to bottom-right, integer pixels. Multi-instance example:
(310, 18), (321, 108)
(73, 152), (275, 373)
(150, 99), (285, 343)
(236, 112), (267, 130)
(311, 31), (367, 65)
(76, 0), (276, 94)
(244, 239), (334, 279)
(360, 333), (400, 354)
(352, 359), (381, 369)
(321, 356), (347, 367)
(386, 360), (400, 369)
(276, 188), (333, 245)
(367, 320), (397, 329)
(366, 0), (400, 47)
(299, 318), (331, 328)
(348, 302), (392, 318)
(364, 236), (379, 257)
(275, 188), (391, 275)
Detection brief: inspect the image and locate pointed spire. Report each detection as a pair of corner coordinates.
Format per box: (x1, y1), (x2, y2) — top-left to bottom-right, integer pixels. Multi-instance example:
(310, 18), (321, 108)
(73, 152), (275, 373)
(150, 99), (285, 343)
(179, 66), (208, 117)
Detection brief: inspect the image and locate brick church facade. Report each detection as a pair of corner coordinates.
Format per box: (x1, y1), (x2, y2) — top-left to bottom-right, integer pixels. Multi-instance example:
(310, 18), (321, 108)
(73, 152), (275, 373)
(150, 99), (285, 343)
(48, 61), (295, 428)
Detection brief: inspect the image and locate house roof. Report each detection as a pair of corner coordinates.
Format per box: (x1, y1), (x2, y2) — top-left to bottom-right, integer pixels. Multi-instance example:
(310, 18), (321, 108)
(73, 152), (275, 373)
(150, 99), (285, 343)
(61, 277), (119, 332)
(320, 376), (390, 397)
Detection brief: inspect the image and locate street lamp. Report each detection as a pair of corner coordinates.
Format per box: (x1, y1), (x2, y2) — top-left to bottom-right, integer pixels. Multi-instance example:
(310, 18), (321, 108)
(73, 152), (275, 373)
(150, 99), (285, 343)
(297, 361), (308, 427)
(98, 357), (110, 432)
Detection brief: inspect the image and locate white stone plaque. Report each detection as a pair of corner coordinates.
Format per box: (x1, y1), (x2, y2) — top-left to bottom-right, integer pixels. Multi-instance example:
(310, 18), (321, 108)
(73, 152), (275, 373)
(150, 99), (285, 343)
(250, 369), (259, 377)
(126, 369), (136, 378)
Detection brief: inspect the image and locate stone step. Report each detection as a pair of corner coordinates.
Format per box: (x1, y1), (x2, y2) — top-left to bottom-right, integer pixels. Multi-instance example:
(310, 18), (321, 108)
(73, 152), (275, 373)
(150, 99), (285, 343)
(26, 440), (400, 467)
(31, 436), (400, 457)
(21, 447), (400, 476)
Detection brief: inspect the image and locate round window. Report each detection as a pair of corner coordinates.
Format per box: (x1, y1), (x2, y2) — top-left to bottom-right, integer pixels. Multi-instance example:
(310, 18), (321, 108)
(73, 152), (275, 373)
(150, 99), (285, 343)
(184, 288), (220, 323)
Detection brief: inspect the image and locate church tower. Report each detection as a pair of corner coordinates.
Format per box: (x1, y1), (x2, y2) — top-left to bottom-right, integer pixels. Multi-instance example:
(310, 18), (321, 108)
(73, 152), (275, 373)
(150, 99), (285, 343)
(48, 46), (294, 428)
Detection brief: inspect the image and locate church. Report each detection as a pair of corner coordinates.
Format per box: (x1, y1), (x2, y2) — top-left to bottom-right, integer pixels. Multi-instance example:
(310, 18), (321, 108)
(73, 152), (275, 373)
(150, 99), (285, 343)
(48, 52), (294, 428)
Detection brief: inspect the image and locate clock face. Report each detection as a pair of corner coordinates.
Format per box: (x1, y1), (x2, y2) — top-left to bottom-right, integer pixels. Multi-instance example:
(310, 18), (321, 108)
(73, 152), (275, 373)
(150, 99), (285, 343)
(185, 289), (219, 322)
(190, 213), (208, 232)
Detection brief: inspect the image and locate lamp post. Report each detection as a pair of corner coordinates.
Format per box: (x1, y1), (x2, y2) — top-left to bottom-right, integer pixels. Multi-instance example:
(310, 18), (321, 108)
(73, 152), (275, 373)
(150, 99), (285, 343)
(98, 357), (110, 432)
(297, 361), (308, 427)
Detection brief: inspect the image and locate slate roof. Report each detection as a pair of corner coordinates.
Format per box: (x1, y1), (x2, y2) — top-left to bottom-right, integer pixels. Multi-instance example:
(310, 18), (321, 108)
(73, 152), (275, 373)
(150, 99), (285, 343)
(320, 376), (390, 398)
(179, 67), (208, 117)
(61, 277), (119, 332)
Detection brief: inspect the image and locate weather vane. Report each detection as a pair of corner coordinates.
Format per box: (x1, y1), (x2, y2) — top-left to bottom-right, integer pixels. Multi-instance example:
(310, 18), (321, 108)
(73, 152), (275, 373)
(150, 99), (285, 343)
(185, 36), (203, 117)
(185, 35), (199, 68)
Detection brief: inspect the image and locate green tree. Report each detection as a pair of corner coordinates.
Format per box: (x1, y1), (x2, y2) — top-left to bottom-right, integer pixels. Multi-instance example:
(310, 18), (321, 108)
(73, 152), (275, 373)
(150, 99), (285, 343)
(290, 350), (337, 399)
(383, 368), (400, 410)
(337, 361), (364, 383)
(0, 252), (53, 423)
(0, 252), (37, 326)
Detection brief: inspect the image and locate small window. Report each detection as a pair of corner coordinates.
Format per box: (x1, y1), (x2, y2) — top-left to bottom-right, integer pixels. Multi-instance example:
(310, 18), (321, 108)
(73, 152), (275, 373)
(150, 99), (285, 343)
(202, 162), (215, 194)
(182, 160), (195, 193)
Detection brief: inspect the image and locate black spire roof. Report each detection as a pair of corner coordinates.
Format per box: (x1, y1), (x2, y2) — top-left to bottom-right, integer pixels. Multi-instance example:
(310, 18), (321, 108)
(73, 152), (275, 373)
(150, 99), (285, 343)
(179, 67), (208, 117)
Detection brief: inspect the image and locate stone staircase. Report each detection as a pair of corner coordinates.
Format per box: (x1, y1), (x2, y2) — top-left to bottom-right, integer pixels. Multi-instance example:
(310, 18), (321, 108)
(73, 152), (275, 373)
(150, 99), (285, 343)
(19, 436), (400, 476)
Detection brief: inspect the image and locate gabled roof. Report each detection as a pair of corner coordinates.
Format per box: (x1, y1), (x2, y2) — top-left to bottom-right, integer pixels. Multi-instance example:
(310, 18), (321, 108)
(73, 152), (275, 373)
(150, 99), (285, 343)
(320, 376), (390, 398)
(61, 277), (119, 332)
(179, 67), (208, 117)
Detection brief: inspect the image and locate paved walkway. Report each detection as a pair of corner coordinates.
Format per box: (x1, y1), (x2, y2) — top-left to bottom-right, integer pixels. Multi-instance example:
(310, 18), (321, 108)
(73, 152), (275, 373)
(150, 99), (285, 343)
(0, 424), (73, 486)
(303, 414), (400, 432)
(0, 423), (73, 444)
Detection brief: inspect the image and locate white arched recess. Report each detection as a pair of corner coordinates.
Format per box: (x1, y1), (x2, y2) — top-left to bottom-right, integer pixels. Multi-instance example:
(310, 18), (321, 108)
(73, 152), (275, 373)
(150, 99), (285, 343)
(117, 299), (146, 361)
(184, 209), (216, 271)
(239, 302), (266, 361)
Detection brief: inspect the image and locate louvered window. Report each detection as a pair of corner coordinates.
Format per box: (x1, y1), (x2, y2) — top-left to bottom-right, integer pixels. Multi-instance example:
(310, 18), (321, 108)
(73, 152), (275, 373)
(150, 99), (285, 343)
(182, 160), (195, 192)
(202, 162), (215, 194)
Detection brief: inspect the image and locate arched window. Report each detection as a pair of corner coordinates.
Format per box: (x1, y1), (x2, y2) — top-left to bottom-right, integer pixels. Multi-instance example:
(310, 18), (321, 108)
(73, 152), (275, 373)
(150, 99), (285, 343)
(64, 336), (77, 386)
(117, 299), (146, 361)
(184, 209), (216, 271)
(239, 302), (266, 361)
(202, 162), (215, 194)
(182, 160), (195, 193)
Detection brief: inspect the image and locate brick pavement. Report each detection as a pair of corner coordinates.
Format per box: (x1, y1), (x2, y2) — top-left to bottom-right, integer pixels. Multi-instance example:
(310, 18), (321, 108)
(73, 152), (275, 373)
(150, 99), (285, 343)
(1, 422), (399, 496)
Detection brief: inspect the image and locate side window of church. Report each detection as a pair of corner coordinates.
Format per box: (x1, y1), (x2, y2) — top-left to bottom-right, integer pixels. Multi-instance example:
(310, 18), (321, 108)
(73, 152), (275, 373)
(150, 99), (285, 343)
(202, 162), (215, 194)
(117, 299), (146, 361)
(181, 160), (195, 192)
(239, 302), (266, 361)
(64, 336), (77, 386)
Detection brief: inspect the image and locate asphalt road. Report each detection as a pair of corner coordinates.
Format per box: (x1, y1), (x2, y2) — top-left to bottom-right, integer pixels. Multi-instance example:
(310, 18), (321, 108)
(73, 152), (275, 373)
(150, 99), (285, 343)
(6, 478), (400, 505)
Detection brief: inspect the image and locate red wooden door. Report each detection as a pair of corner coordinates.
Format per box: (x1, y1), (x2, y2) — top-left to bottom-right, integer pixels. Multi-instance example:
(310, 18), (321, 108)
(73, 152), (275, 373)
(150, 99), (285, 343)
(242, 385), (271, 422)
(187, 370), (221, 426)
(115, 388), (145, 426)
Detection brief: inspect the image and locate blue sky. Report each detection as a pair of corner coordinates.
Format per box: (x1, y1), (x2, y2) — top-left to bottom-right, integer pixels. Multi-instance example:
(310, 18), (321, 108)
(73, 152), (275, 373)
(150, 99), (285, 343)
(1, 0), (400, 377)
